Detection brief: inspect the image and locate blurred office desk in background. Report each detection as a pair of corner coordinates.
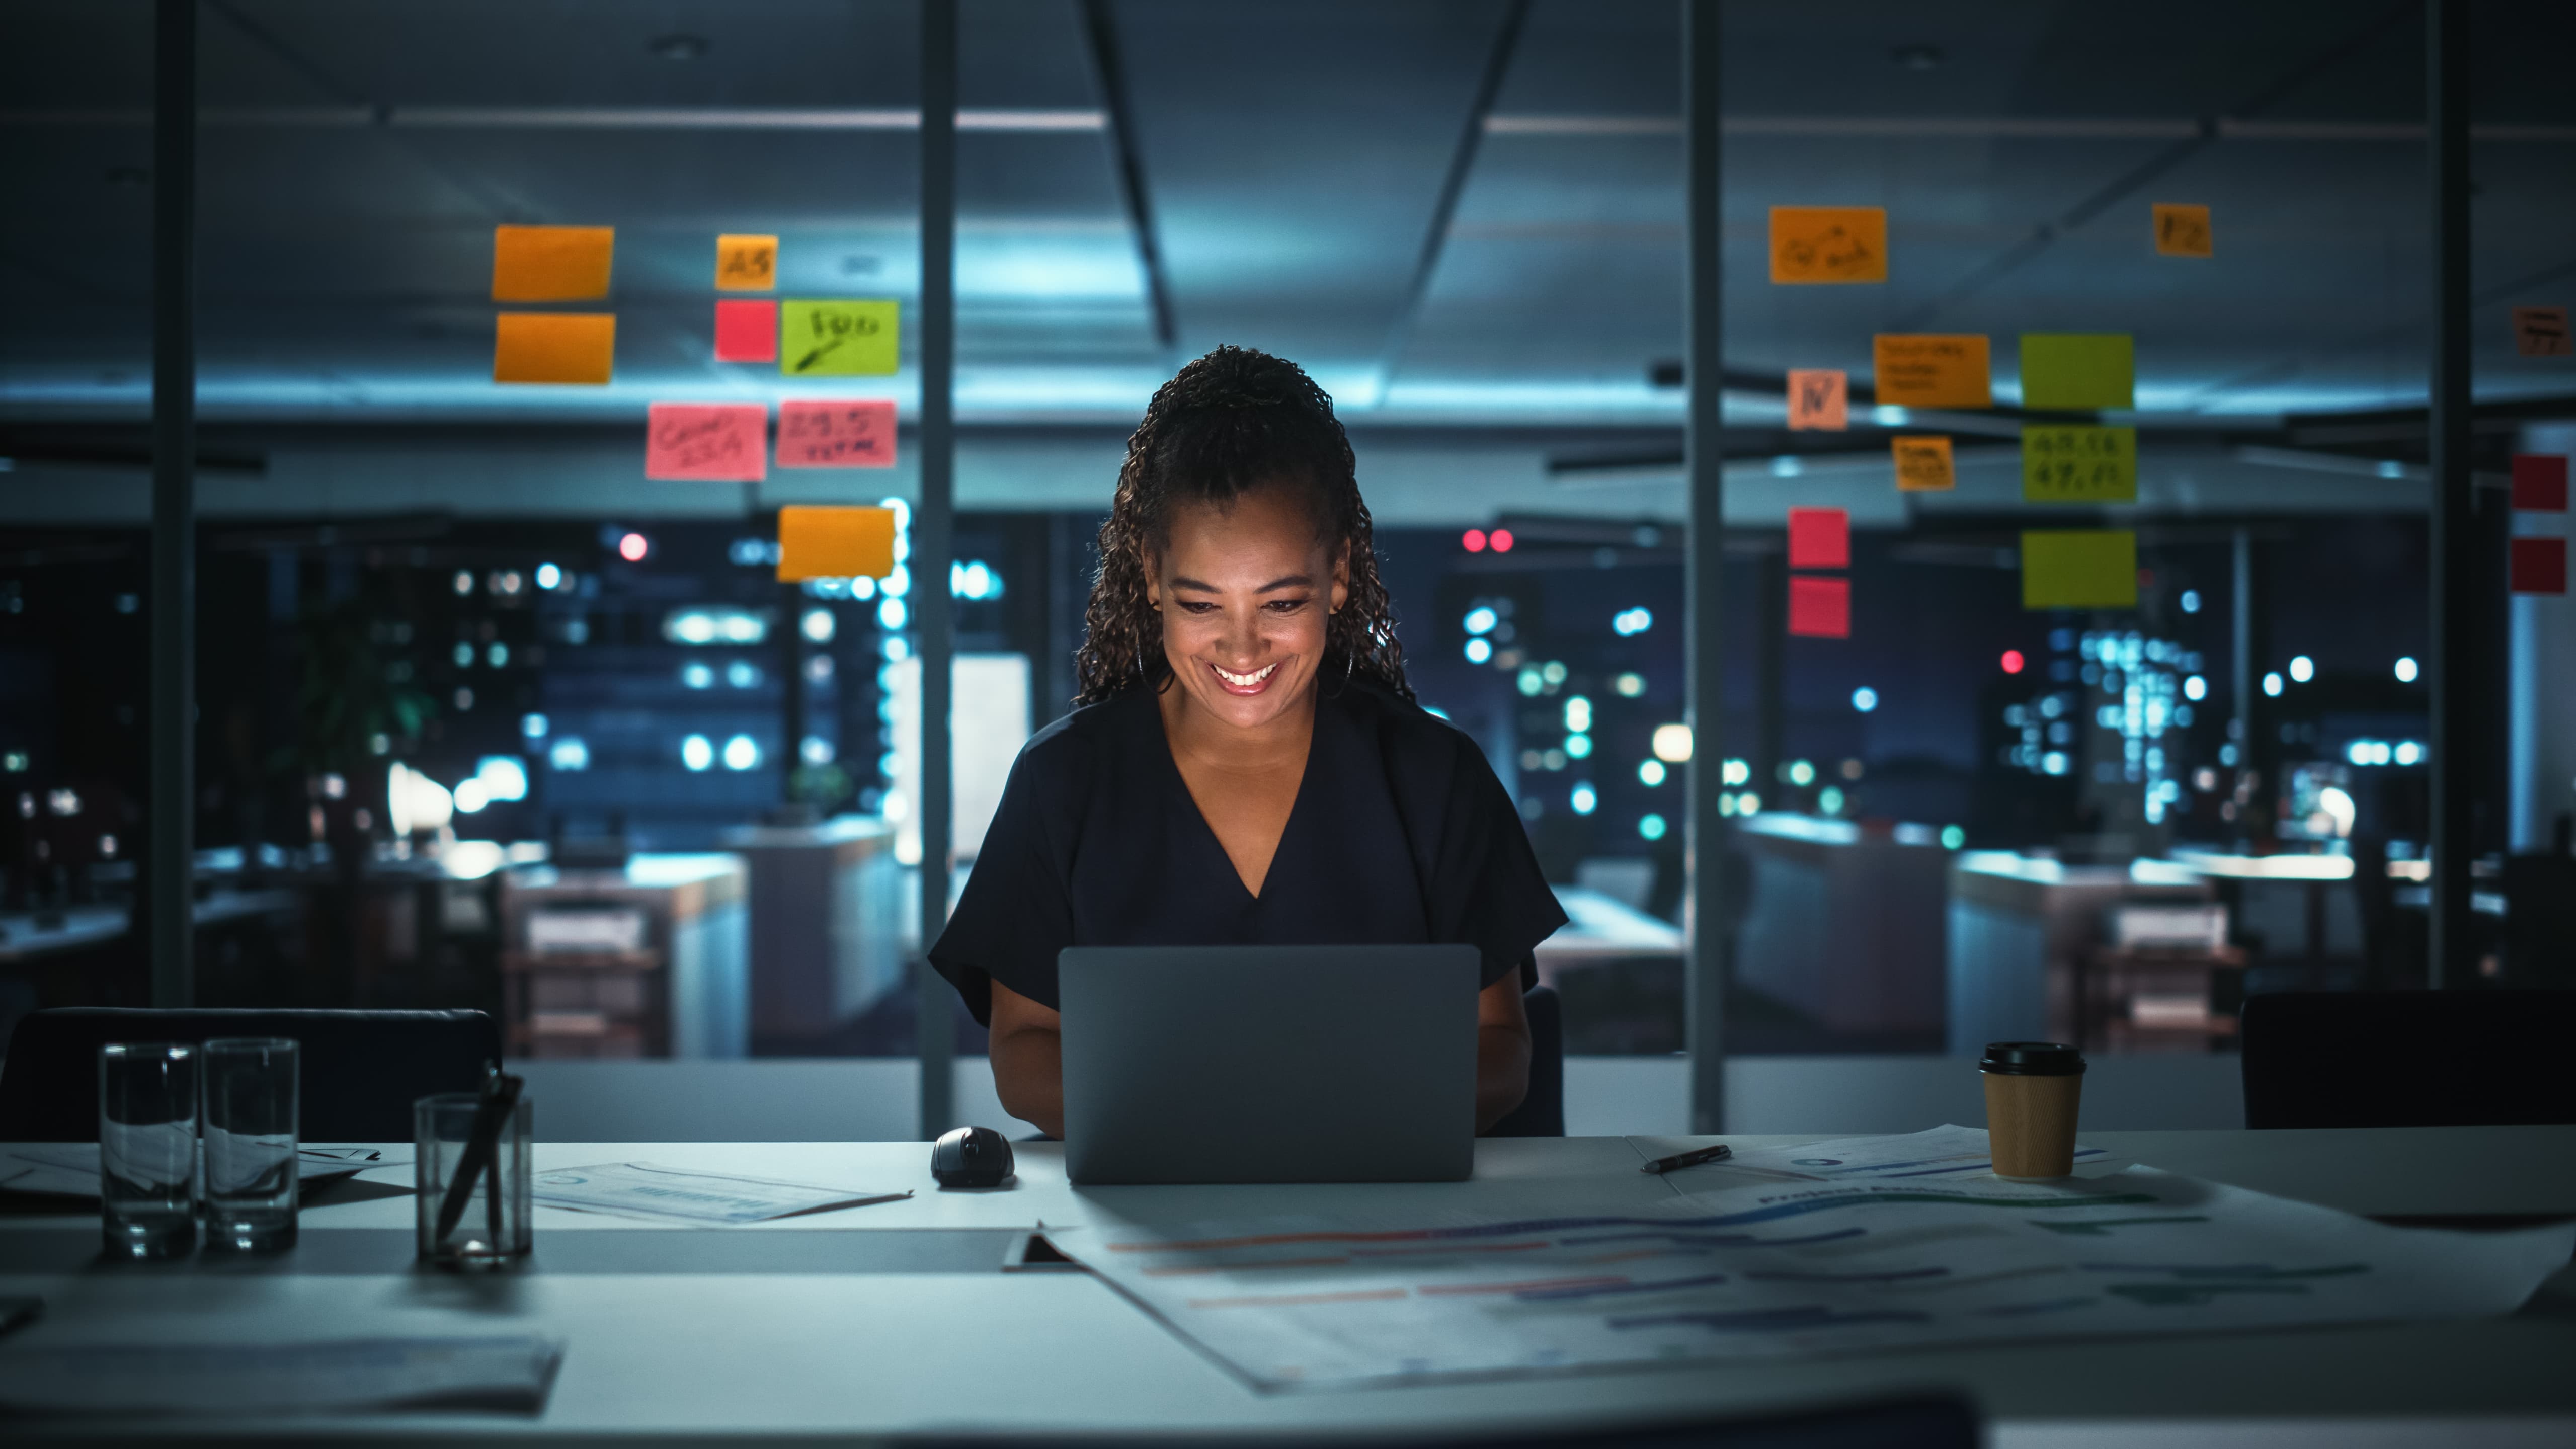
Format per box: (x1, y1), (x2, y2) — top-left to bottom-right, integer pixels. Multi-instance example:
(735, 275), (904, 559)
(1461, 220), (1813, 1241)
(499, 854), (748, 1060)
(718, 816), (905, 1054)
(1946, 853), (2212, 1055)
(1534, 888), (1684, 1055)
(1733, 814), (1947, 1039)
(2, 1128), (2568, 1444)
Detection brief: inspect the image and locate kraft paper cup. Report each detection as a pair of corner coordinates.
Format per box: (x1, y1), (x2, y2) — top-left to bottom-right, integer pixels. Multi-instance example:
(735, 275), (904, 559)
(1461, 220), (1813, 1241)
(1981, 1041), (2085, 1179)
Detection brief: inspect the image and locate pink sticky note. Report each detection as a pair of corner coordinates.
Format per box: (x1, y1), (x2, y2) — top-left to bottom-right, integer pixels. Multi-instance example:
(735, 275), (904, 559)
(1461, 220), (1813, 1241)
(777, 398), (898, 469)
(2512, 454), (2568, 512)
(646, 402), (768, 482)
(1787, 507), (1849, 571)
(714, 300), (778, 364)
(1788, 575), (1850, 638)
(2511, 537), (2567, 595)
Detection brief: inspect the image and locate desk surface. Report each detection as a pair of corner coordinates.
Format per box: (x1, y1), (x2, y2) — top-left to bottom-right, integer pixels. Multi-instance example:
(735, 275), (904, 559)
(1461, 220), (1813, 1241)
(4, 1130), (2571, 1442)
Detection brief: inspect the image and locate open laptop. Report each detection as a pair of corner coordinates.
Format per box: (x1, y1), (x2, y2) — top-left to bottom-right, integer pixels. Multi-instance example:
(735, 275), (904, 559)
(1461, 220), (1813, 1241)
(1057, 944), (1481, 1185)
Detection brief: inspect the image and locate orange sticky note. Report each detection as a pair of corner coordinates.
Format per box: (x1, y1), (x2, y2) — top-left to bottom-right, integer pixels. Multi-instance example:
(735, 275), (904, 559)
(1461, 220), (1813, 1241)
(645, 403), (768, 482)
(777, 506), (898, 582)
(2153, 204), (2212, 258)
(1787, 507), (1848, 570)
(491, 225), (614, 302)
(494, 313), (615, 385)
(1788, 576), (1850, 638)
(1874, 335), (1990, 409)
(716, 233), (779, 292)
(1787, 369), (1848, 431)
(1893, 436), (1955, 492)
(777, 399), (898, 470)
(1769, 207), (1887, 284)
(2513, 306), (2570, 357)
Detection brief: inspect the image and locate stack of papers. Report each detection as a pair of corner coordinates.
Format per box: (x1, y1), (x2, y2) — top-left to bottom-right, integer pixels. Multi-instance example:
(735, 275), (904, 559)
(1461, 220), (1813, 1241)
(1692, 1123), (2110, 1184)
(531, 1162), (910, 1225)
(0, 1145), (407, 1200)
(0, 1336), (563, 1416)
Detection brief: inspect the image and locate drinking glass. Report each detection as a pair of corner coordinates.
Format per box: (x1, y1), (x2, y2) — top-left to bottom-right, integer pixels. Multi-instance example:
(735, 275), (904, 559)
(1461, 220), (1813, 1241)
(202, 1037), (299, 1250)
(415, 1092), (533, 1267)
(99, 1042), (197, 1259)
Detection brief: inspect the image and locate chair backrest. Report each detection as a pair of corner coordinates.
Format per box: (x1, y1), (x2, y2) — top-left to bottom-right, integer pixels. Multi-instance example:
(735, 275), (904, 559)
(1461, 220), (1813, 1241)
(1487, 984), (1564, 1138)
(2241, 990), (2576, 1129)
(0, 1007), (501, 1142)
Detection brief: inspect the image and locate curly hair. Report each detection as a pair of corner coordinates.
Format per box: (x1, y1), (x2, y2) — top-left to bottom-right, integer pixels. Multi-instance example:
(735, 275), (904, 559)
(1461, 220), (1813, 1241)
(1074, 346), (1411, 707)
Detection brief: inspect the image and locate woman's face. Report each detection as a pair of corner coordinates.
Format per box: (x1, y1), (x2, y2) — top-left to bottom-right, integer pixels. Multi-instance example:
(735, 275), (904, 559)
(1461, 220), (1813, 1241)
(1148, 486), (1350, 733)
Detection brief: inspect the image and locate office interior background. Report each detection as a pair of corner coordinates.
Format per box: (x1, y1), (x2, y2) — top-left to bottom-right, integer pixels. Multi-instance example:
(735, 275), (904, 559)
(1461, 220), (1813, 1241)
(3, 0), (2572, 1138)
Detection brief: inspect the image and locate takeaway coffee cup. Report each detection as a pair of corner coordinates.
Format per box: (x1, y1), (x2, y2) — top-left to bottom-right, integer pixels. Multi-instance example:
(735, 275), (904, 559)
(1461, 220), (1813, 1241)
(1981, 1041), (2085, 1179)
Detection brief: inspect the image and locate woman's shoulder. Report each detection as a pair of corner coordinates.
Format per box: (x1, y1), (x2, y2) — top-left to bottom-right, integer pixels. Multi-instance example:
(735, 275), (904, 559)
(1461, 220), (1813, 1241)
(1012, 685), (1154, 783)
(1334, 676), (1489, 777)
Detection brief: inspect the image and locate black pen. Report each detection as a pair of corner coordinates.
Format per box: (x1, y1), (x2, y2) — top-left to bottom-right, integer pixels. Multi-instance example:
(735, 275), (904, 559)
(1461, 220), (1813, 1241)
(433, 1067), (523, 1247)
(1639, 1143), (1732, 1175)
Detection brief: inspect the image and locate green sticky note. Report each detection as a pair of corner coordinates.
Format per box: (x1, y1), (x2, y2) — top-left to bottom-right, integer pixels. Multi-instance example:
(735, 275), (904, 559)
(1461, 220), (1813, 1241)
(779, 299), (901, 376)
(2020, 333), (2134, 411)
(2022, 530), (2138, 610)
(2022, 425), (2137, 503)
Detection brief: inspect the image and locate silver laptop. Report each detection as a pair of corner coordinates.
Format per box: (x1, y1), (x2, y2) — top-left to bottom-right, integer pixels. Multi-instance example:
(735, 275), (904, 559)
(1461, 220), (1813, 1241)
(1058, 944), (1481, 1185)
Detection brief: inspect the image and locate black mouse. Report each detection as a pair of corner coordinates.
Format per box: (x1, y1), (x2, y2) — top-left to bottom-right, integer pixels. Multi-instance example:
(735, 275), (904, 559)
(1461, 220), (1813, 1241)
(931, 1125), (1015, 1188)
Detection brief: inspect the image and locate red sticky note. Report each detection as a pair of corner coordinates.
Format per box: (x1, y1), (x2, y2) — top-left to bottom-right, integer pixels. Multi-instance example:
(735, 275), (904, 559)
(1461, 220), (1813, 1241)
(1787, 507), (1849, 570)
(714, 300), (778, 364)
(2512, 454), (2568, 512)
(2511, 537), (2566, 595)
(1788, 575), (1850, 638)
(777, 398), (898, 470)
(646, 402), (768, 482)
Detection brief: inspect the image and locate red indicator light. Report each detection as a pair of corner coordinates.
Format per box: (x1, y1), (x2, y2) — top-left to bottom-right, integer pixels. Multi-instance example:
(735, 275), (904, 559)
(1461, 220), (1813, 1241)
(1490, 528), (1515, 554)
(1462, 529), (1487, 553)
(618, 532), (649, 562)
(2001, 649), (2025, 675)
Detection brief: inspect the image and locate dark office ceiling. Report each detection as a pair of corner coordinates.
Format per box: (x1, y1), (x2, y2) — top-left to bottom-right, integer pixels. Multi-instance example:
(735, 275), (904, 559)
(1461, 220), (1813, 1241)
(1, 0), (2572, 433)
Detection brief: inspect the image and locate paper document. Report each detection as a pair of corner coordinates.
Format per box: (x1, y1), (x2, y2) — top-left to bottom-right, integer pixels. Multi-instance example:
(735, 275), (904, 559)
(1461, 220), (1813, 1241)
(2, 1144), (407, 1200)
(0, 1336), (561, 1416)
(532, 1162), (910, 1225)
(1048, 1152), (2574, 1390)
(1683, 1124), (2108, 1185)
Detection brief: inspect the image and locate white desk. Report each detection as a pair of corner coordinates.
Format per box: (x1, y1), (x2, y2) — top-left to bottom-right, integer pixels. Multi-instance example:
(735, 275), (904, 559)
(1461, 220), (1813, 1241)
(3, 1131), (2571, 1444)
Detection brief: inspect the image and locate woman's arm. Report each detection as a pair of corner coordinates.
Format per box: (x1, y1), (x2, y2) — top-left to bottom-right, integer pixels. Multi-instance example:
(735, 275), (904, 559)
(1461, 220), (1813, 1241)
(1475, 974), (1532, 1134)
(987, 979), (1066, 1140)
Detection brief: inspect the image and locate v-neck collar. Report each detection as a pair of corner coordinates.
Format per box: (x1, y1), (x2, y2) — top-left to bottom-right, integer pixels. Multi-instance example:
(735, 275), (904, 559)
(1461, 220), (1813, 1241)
(1149, 684), (1330, 904)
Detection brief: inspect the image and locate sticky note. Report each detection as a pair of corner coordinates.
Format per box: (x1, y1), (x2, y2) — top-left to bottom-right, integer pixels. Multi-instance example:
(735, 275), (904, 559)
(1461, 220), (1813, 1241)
(2514, 306), (2571, 357)
(778, 506), (898, 582)
(1872, 335), (1990, 409)
(1769, 207), (1887, 284)
(714, 300), (778, 363)
(1892, 436), (1955, 492)
(1786, 507), (1848, 571)
(2022, 426), (2138, 503)
(1787, 369), (1847, 431)
(645, 402), (768, 482)
(2512, 454), (2568, 511)
(491, 225), (613, 302)
(778, 399), (898, 469)
(716, 234), (779, 292)
(494, 313), (615, 385)
(2153, 204), (2211, 257)
(1788, 576), (1850, 638)
(780, 299), (900, 376)
(2020, 334), (2135, 411)
(2022, 530), (2139, 610)
(2512, 538), (2567, 595)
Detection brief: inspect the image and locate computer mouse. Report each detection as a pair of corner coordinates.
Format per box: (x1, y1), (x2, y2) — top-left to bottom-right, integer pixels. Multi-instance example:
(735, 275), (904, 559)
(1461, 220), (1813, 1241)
(931, 1125), (1015, 1189)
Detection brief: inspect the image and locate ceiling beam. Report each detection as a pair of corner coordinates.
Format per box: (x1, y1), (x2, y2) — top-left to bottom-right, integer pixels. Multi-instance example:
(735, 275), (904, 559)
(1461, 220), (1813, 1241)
(1078, 1), (1175, 356)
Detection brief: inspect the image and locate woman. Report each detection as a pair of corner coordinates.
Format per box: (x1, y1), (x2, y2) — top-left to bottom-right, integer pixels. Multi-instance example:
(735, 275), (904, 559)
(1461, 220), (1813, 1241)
(929, 346), (1566, 1140)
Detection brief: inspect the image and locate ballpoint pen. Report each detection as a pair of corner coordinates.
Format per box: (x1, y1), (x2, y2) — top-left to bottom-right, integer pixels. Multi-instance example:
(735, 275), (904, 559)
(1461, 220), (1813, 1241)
(1639, 1143), (1732, 1175)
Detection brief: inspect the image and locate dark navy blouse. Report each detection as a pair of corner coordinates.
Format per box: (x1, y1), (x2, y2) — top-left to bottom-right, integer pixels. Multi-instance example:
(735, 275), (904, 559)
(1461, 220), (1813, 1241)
(928, 677), (1566, 1026)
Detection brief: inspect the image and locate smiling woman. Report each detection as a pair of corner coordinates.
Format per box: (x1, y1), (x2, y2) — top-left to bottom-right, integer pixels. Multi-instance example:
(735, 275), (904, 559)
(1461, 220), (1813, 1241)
(929, 348), (1566, 1140)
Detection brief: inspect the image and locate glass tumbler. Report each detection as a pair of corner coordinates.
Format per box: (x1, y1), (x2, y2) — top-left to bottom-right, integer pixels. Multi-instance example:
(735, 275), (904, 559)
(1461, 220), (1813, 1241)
(202, 1037), (300, 1250)
(415, 1093), (533, 1267)
(99, 1042), (198, 1259)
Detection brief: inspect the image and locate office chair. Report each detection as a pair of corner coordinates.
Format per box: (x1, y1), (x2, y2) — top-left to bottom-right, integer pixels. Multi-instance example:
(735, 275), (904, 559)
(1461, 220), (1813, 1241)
(0, 1007), (501, 1142)
(1488, 984), (1565, 1138)
(2240, 990), (2576, 1129)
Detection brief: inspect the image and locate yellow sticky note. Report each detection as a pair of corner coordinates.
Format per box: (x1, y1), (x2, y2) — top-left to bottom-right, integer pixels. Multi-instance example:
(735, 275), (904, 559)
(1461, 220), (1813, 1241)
(2153, 204), (2211, 258)
(2023, 530), (2139, 610)
(2022, 426), (2138, 503)
(1873, 335), (1991, 409)
(1892, 435), (1955, 492)
(493, 312), (615, 385)
(780, 299), (901, 376)
(2020, 334), (2134, 411)
(716, 234), (778, 292)
(777, 506), (898, 582)
(1769, 207), (1887, 284)
(491, 225), (614, 302)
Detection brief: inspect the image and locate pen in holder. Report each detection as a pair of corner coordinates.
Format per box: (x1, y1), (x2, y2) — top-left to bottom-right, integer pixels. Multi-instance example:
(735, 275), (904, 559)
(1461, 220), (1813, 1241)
(415, 1074), (531, 1268)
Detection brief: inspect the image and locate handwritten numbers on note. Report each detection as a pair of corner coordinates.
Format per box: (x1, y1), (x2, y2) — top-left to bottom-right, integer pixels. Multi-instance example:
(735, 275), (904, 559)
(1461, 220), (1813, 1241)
(1787, 369), (1849, 431)
(1892, 436), (1956, 493)
(1769, 207), (1888, 284)
(715, 234), (779, 292)
(645, 402), (768, 482)
(777, 506), (898, 583)
(494, 313), (616, 385)
(779, 300), (901, 376)
(2022, 426), (2138, 504)
(1872, 334), (1992, 409)
(2513, 306), (2571, 357)
(491, 226), (614, 302)
(2022, 530), (2140, 610)
(2153, 204), (2212, 258)
(777, 399), (898, 470)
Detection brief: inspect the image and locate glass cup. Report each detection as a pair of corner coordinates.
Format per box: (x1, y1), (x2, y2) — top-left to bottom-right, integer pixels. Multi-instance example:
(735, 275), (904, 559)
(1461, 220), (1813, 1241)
(99, 1042), (198, 1259)
(202, 1037), (300, 1251)
(415, 1092), (533, 1268)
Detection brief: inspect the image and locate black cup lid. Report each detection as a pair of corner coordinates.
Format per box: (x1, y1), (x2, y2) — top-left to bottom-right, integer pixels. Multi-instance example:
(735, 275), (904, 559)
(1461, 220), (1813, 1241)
(1980, 1041), (2086, 1075)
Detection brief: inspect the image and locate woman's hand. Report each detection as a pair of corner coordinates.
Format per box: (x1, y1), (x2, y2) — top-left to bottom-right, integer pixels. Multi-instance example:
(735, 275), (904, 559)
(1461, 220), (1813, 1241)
(987, 979), (1067, 1141)
(1475, 974), (1532, 1134)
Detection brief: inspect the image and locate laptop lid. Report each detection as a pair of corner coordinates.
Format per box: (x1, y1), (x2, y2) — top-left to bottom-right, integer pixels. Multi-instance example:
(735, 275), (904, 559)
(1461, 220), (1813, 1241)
(1058, 944), (1481, 1185)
